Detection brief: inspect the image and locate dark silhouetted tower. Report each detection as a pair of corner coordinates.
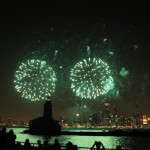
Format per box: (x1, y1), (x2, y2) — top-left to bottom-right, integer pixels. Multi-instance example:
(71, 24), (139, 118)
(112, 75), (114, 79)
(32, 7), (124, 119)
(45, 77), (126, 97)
(29, 98), (61, 135)
(43, 100), (53, 120)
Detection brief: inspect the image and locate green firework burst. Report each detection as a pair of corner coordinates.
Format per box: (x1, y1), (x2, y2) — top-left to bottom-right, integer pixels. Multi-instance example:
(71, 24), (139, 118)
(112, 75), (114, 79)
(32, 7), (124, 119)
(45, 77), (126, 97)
(14, 59), (57, 101)
(70, 58), (114, 99)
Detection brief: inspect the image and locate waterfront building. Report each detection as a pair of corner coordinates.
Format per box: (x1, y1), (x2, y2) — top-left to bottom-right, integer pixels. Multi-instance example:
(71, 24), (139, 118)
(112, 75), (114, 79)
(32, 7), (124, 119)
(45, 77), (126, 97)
(29, 98), (61, 135)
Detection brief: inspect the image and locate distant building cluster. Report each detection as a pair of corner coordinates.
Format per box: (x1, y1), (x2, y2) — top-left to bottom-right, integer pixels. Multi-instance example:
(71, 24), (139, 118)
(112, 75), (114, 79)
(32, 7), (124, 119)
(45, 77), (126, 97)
(0, 116), (28, 127)
(1, 102), (150, 130)
(59, 103), (150, 129)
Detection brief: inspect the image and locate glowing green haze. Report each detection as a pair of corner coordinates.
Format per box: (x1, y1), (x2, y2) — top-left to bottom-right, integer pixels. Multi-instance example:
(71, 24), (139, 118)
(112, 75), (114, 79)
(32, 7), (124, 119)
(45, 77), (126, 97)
(70, 58), (114, 99)
(14, 59), (57, 101)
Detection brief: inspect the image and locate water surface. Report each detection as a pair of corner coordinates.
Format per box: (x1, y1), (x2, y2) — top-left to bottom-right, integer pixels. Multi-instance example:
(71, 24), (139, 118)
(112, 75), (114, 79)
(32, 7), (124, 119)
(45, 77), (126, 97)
(1, 127), (150, 149)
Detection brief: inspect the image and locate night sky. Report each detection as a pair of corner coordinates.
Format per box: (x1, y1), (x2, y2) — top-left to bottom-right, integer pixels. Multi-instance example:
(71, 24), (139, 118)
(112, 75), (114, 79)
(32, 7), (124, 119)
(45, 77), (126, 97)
(0, 2), (150, 123)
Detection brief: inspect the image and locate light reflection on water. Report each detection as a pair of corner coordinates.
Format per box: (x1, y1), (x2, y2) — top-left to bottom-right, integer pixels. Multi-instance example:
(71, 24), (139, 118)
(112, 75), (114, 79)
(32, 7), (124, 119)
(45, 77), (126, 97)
(2, 127), (150, 149)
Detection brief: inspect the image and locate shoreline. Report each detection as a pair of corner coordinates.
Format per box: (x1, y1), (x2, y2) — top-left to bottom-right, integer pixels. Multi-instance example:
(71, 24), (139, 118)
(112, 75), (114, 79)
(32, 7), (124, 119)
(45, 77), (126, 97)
(23, 128), (150, 136)
(1, 125), (150, 136)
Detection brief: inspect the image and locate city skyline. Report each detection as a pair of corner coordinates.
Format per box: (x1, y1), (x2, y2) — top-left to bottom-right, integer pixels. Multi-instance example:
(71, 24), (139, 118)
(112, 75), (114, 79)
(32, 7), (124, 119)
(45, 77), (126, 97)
(0, 2), (150, 122)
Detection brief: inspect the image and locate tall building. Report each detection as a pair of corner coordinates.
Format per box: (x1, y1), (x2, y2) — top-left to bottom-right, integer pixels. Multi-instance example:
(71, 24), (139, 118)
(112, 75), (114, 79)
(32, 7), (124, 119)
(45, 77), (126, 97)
(133, 101), (141, 128)
(0, 116), (1, 123)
